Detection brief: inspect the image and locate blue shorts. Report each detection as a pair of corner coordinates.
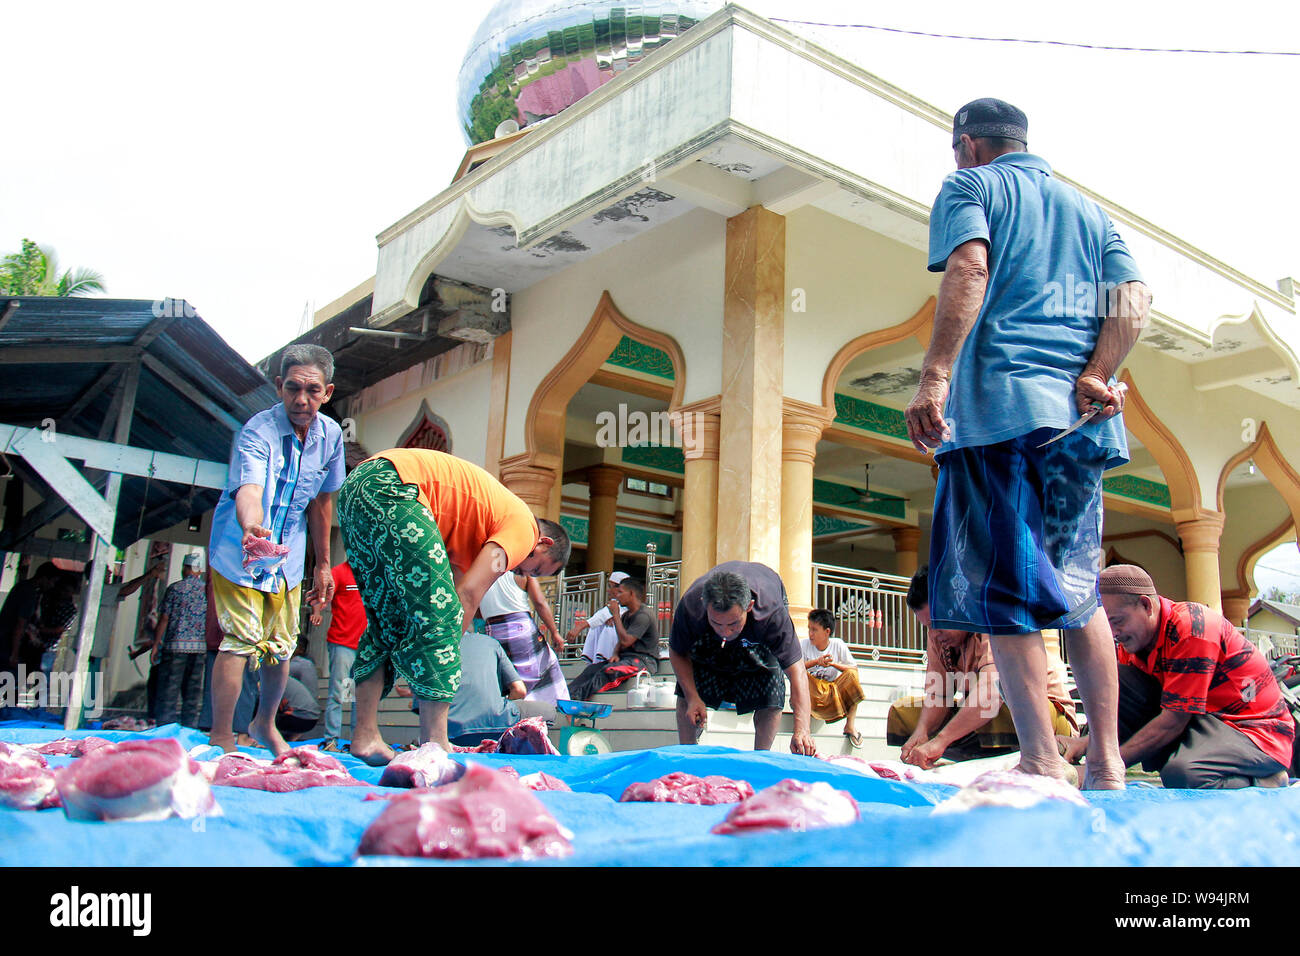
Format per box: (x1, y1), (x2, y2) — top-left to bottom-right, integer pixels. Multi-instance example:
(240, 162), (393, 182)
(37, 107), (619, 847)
(929, 428), (1107, 635)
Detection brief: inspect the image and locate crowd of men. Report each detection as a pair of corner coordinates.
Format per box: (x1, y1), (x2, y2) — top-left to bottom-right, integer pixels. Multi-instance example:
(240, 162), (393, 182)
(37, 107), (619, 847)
(0, 96), (1293, 791)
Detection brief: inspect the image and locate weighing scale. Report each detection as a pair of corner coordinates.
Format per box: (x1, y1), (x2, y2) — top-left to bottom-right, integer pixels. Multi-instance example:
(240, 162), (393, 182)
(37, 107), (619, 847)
(555, 699), (613, 755)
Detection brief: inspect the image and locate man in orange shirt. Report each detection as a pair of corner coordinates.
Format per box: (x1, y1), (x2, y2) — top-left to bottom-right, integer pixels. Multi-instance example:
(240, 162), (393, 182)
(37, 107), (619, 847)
(337, 449), (571, 763)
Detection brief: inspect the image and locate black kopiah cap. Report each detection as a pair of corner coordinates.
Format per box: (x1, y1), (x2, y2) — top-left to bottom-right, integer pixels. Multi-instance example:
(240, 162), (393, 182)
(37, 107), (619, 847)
(952, 98), (1028, 147)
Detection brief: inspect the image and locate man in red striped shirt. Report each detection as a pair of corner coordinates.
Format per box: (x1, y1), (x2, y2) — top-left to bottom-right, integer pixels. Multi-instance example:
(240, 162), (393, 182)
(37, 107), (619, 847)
(1062, 564), (1293, 788)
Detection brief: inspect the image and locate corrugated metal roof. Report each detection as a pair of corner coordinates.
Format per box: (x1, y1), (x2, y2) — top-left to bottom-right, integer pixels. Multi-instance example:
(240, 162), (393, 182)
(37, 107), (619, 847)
(0, 297), (279, 548)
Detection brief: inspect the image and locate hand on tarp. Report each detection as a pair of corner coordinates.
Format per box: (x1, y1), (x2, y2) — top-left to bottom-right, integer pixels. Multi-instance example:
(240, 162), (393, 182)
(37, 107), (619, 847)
(790, 729), (818, 757)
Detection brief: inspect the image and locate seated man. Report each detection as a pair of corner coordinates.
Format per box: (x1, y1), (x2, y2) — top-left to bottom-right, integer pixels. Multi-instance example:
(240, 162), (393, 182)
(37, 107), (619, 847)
(448, 630), (526, 747)
(801, 609), (865, 747)
(1061, 565), (1294, 789)
(669, 562), (815, 755)
(568, 571), (629, 663)
(567, 576), (657, 701)
(889, 566), (1077, 768)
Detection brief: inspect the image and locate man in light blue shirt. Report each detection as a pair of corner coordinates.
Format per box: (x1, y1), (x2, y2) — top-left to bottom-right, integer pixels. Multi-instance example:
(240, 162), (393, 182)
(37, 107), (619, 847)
(905, 98), (1152, 789)
(207, 344), (346, 755)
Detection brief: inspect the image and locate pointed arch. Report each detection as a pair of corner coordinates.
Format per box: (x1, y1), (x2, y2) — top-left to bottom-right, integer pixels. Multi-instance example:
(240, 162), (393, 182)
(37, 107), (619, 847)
(1217, 421), (1300, 536)
(1117, 369), (1203, 521)
(820, 296), (936, 414)
(1234, 516), (1296, 597)
(524, 290), (687, 470)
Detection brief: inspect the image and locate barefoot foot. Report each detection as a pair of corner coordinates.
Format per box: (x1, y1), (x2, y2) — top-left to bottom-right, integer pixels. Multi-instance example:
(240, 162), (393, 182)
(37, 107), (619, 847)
(1081, 761), (1126, 791)
(247, 718), (291, 758)
(208, 733), (238, 754)
(349, 738), (397, 766)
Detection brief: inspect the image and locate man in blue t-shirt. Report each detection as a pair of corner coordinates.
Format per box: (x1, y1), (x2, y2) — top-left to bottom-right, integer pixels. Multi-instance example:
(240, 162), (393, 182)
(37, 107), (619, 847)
(905, 98), (1152, 789)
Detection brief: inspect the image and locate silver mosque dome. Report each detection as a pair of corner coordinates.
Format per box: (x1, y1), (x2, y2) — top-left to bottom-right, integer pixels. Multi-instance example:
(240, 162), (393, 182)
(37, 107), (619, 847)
(458, 0), (727, 144)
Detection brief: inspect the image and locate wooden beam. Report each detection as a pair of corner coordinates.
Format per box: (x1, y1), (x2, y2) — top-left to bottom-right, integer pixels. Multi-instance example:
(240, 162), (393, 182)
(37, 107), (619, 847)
(0, 346), (139, 364)
(0, 300), (19, 334)
(140, 353), (244, 431)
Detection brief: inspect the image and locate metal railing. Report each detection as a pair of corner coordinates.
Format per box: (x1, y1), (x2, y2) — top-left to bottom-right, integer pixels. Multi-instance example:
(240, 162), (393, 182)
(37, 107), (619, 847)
(812, 563), (926, 664)
(646, 543), (679, 643)
(1243, 626), (1300, 659)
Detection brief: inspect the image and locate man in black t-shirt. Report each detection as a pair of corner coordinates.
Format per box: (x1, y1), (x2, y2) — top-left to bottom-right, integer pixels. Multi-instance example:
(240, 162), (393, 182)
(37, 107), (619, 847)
(567, 577), (658, 700)
(669, 562), (815, 755)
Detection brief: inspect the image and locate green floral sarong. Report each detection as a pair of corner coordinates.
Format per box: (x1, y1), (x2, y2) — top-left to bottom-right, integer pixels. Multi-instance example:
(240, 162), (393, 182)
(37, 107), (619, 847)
(337, 457), (463, 700)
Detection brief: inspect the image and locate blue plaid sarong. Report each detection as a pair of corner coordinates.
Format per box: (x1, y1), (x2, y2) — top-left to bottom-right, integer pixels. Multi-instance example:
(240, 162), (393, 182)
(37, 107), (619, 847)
(928, 428), (1108, 635)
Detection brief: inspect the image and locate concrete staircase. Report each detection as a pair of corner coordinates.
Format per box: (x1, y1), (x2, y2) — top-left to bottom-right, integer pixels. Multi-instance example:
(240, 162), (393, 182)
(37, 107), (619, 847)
(317, 657), (931, 758)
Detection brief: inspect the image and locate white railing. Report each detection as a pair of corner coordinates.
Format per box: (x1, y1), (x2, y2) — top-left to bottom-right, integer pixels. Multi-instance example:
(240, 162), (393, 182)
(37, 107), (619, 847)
(1243, 626), (1300, 659)
(812, 563), (926, 664)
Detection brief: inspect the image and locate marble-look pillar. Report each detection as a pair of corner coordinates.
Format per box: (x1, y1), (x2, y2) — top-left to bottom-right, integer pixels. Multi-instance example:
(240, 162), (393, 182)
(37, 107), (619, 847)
(717, 206), (785, 567)
(676, 399), (721, 591)
(1177, 512), (1226, 612)
(781, 399), (832, 636)
(497, 454), (558, 520)
(891, 526), (922, 579)
(585, 465), (624, 573)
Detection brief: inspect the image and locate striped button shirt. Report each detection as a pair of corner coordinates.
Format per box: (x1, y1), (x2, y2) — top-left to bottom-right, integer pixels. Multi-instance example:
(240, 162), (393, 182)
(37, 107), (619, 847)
(208, 403), (345, 593)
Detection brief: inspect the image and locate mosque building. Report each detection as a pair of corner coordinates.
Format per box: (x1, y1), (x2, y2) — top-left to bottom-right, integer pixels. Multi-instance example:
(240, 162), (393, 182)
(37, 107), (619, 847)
(270, 0), (1300, 676)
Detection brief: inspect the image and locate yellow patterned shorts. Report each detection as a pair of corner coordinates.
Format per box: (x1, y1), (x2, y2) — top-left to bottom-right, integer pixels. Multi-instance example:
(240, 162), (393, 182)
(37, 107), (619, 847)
(212, 568), (300, 669)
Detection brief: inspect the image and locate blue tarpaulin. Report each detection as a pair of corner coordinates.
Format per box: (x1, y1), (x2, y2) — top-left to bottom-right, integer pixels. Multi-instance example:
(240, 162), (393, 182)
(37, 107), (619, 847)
(3, 723), (1299, 866)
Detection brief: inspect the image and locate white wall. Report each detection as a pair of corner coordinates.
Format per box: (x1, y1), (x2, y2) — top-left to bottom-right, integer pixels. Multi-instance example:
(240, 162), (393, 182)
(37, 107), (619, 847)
(350, 358), (494, 467)
(504, 207), (726, 459)
(784, 206), (939, 406)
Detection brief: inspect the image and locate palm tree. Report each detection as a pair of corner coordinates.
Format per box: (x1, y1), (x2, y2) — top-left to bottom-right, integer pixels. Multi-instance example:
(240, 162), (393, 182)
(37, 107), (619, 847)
(0, 239), (105, 296)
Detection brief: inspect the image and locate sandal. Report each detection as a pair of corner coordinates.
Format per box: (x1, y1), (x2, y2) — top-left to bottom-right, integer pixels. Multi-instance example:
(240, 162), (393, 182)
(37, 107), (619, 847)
(844, 731), (863, 749)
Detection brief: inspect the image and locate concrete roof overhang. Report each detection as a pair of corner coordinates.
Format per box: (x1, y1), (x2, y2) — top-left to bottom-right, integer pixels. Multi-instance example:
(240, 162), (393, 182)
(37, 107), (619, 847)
(370, 4), (1299, 411)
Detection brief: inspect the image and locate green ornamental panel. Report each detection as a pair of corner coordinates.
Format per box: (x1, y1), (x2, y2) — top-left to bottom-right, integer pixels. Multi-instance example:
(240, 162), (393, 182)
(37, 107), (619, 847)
(812, 478), (906, 520)
(812, 514), (871, 537)
(833, 393), (909, 441)
(1102, 475), (1172, 510)
(621, 443), (685, 474)
(559, 514), (676, 558)
(605, 336), (675, 381)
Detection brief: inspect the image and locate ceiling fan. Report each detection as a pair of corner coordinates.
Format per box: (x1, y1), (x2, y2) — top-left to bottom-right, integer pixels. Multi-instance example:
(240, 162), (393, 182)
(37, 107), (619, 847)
(852, 463), (909, 505)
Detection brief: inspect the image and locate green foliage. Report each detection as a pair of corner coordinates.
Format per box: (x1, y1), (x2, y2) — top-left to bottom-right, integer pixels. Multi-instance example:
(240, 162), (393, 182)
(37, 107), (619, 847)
(0, 238), (105, 296)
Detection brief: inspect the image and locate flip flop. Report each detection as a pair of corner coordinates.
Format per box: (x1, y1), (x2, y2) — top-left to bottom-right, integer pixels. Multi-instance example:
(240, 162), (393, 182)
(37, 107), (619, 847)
(843, 731), (863, 748)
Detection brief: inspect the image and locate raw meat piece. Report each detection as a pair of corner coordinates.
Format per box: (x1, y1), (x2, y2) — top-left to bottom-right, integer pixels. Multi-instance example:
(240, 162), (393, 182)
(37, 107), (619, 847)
(931, 770), (1090, 815)
(0, 761), (61, 810)
(357, 763), (573, 860)
(451, 739), (498, 754)
(57, 739), (221, 822)
(817, 754), (923, 781)
(242, 537), (290, 575)
(100, 716), (155, 732)
(205, 747), (368, 792)
(518, 771), (571, 792)
(31, 736), (113, 758)
(712, 779), (860, 835)
(0, 744), (59, 810)
(378, 742), (465, 788)
(620, 772), (754, 805)
(0, 742), (47, 769)
(496, 716), (559, 756)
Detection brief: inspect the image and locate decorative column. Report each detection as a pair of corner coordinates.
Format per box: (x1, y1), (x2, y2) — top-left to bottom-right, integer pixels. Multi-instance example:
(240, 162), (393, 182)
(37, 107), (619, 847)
(676, 399), (721, 591)
(780, 399), (832, 636)
(497, 453), (558, 520)
(716, 205), (785, 567)
(891, 526), (922, 579)
(1220, 590), (1250, 627)
(584, 464), (624, 572)
(1177, 512), (1226, 611)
